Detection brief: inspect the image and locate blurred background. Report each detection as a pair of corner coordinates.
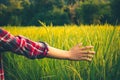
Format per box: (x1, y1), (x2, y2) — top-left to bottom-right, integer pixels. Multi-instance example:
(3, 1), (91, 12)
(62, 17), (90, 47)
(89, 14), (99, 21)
(0, 0), (120, 26)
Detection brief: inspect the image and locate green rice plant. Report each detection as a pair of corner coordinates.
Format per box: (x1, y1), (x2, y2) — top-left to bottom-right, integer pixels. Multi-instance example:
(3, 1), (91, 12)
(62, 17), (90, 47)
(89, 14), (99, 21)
(2, 24), (120, 80)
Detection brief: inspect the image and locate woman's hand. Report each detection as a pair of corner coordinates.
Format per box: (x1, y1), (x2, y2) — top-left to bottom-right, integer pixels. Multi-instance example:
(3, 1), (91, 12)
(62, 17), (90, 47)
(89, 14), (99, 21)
(67, 43), (95, 61)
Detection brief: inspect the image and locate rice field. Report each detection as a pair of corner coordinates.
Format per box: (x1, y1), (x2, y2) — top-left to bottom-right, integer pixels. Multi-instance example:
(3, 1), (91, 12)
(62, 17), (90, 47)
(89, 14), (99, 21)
(2, 24), (120, 80)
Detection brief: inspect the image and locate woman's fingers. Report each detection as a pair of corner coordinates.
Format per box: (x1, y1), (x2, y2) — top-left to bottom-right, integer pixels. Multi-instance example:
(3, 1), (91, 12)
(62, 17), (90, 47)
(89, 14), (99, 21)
(81, 54), (94, 58)
(78, 51), (95, 61)
(80, 46), (94, 50)
(77, 43), (83, 47)
(79, 57), (92, 61)
(80, 51), (95, 54)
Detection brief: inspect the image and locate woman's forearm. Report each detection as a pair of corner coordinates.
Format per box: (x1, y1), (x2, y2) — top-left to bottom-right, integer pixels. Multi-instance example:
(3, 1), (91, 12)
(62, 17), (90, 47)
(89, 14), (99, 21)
(46, 46), (69, 60)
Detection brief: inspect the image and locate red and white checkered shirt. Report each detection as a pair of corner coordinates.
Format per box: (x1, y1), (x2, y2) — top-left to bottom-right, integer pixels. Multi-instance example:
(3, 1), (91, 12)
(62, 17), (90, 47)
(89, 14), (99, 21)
(0, 28), (49, 80)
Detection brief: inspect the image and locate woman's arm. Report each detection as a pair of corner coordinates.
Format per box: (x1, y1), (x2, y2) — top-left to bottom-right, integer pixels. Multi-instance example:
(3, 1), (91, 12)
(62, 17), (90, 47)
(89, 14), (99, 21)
(0, 28), (95, 61)
(46, 43), (95, 61)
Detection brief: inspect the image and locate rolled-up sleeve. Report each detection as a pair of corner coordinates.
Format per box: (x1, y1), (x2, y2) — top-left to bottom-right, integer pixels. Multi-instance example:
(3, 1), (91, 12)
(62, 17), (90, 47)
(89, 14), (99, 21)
(0, 28), (48, 59)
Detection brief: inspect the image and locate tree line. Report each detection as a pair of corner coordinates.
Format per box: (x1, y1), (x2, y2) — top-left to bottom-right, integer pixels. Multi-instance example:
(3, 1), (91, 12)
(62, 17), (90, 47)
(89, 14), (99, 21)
(0, 0), (120, 26)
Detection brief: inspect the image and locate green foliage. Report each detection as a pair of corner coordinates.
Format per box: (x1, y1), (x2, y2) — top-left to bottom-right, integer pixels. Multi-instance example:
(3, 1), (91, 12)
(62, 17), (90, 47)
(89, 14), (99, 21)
(76, 1), (111, 25)
(81, 2), (100, 24)
(28, 7), (70, 26)
(0, 0), (120, 26)
(110, 0), (120, 24)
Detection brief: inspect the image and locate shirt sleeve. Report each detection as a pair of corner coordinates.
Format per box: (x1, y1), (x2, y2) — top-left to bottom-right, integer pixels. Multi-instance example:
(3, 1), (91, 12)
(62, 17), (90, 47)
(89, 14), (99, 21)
(0, 28), (48, 59)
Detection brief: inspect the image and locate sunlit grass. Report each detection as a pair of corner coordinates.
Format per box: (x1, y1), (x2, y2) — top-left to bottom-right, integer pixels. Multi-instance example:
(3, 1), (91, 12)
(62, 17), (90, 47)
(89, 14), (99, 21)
(2, 24), (120, 80)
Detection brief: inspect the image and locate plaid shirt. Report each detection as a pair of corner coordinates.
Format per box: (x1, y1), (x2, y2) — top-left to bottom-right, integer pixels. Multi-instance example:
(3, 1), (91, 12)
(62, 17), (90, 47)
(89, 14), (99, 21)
(0, 28), (49, 80)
